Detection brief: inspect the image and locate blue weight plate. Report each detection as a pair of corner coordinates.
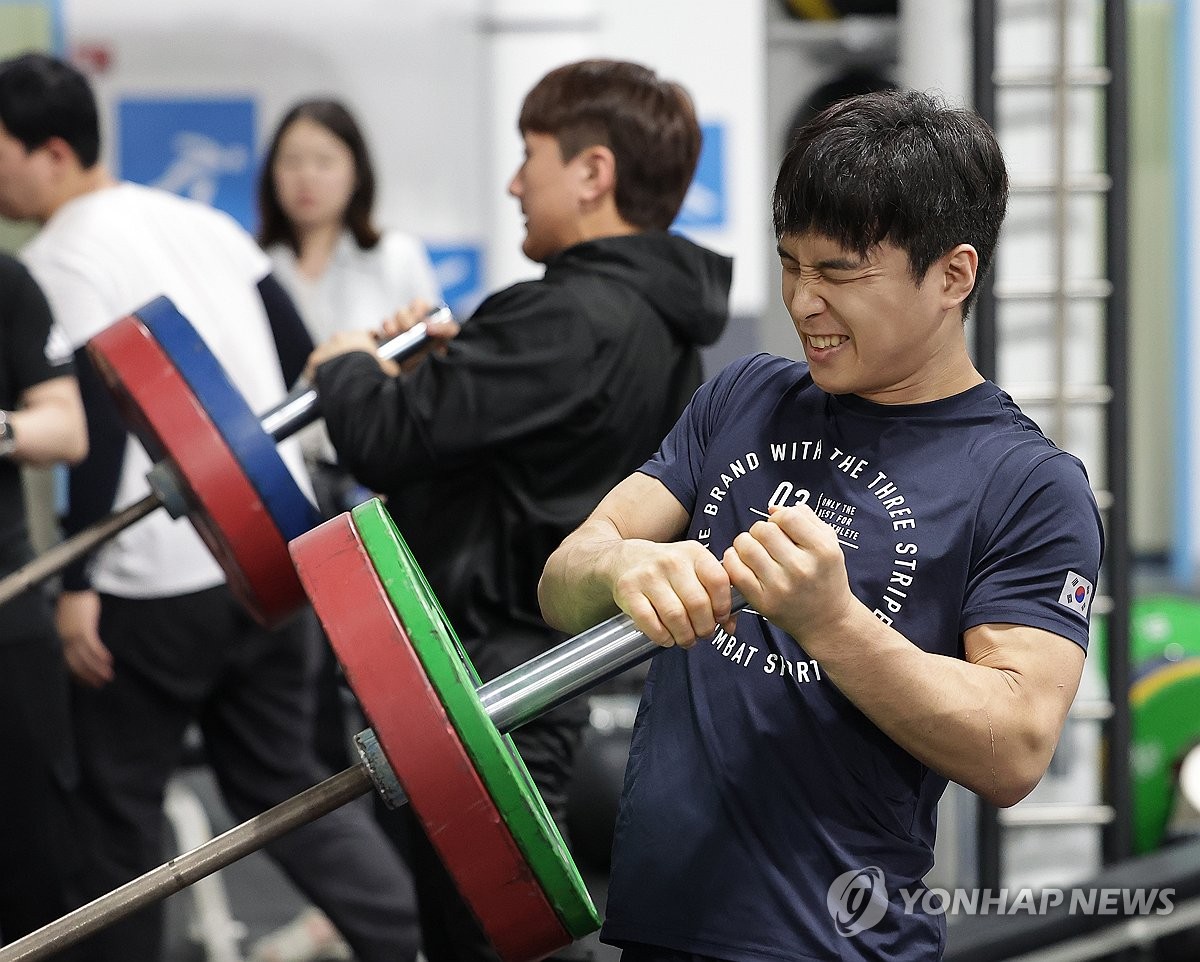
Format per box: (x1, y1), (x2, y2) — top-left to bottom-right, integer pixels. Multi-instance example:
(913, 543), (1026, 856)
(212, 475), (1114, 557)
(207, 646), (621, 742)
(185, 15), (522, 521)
(88, 317), (306, 627)
(137, 297), (321, 542)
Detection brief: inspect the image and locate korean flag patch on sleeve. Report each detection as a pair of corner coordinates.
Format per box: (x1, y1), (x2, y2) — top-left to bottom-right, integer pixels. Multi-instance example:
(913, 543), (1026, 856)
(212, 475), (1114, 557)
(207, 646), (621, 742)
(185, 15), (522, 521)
(1058, 571), (1095, 617)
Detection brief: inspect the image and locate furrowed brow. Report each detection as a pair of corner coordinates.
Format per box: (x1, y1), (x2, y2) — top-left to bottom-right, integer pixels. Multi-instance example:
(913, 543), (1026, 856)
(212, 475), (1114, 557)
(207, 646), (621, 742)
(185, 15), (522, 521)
(813, 255), (867, 271)
(775, 244), (866, 272)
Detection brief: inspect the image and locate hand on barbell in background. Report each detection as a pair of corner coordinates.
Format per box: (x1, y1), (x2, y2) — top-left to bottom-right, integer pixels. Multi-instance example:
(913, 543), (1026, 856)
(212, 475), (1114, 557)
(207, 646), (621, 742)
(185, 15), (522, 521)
(304, 329), (383, 382)
(55, 588), (115, 688)
(378, 298), (461, 374)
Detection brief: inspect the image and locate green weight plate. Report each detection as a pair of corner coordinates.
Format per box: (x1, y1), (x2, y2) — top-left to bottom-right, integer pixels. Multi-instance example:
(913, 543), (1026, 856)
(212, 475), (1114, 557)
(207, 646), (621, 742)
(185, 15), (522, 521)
(1130, 657), (1200, 853)
(290, 515), (572, 962)
(1091, 594), (1200, 853)
(350, 498), (599, 937)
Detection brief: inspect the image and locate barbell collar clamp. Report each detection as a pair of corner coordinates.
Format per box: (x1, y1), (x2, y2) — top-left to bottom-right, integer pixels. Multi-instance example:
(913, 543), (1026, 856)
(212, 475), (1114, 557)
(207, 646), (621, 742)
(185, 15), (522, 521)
(145, 461), (189, 520)
(354, 727), (408, 809)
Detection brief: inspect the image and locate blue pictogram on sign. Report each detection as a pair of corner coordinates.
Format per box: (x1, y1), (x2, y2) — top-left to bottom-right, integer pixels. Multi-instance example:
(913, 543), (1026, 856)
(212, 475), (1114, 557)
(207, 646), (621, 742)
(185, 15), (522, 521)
(118, 98), (257, 230)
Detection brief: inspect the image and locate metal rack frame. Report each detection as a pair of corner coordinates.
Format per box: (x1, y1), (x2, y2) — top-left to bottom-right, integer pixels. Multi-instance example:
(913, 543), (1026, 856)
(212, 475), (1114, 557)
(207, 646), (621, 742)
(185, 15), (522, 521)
(970, 0), (1132, 890)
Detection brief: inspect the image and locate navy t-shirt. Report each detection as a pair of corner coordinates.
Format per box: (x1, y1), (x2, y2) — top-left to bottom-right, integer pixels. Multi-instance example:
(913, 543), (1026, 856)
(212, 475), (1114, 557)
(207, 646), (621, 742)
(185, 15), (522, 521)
(600, 354), (1103, 962)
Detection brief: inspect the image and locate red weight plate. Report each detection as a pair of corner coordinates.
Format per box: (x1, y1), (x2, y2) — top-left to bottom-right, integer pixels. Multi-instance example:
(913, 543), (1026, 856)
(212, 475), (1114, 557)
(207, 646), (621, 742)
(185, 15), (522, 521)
(88, 316), (305, 626)
(290, 516), (570, 962)
(137, 297), (321, 543)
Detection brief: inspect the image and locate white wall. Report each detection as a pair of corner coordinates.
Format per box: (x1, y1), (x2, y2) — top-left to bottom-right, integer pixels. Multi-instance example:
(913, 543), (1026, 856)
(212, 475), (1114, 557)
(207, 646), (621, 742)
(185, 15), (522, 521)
(66, 0), (488, 271)
(478, 0), (598, 292)
(596, 0), (769, 320)
(63, 0), (768, 328)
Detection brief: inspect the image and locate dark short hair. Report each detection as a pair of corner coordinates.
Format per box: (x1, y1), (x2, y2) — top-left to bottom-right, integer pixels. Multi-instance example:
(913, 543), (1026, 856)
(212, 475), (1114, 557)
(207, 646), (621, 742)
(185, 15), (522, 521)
(0, 51), (100, 168)
(773, 88), (1008, 316)
(519, 59), (701, 231)
(257, 99), (381, 253)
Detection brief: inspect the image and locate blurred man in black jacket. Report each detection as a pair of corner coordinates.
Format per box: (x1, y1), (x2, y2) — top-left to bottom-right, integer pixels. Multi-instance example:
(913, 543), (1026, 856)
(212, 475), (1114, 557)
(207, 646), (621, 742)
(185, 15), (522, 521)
(307, 58), (733, 962)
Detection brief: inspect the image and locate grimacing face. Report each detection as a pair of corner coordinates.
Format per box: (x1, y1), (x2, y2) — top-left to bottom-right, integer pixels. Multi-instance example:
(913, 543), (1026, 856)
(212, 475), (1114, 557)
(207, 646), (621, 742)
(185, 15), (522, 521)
(778, 232), (967, 405)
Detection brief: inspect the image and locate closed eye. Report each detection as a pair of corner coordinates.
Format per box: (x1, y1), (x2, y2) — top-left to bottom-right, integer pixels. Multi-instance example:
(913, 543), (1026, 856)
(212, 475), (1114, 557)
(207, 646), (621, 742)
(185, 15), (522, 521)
(823, 271), (863, 284)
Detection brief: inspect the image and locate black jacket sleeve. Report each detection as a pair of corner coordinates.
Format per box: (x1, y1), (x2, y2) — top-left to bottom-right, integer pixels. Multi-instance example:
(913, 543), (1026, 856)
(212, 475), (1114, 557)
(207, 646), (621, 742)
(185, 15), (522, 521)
(60, 347), (127, 591)
(258, 273), (313, 388)
(313, 282), (596, 494)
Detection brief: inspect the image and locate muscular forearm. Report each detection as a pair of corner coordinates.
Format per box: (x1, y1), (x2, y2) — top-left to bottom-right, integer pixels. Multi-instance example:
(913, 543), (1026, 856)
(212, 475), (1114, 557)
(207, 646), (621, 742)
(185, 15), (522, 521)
(541, 474), (712, 640)
(802, 602), (1080, 807)
(723, 504), (1085, 808)
(539, 517), (634, 633)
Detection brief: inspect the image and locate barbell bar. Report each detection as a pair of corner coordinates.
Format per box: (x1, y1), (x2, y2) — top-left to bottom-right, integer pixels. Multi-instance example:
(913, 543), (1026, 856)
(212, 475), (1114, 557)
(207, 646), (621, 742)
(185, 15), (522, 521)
(0, 500), (748, 962)
(0, 298), (450, 624)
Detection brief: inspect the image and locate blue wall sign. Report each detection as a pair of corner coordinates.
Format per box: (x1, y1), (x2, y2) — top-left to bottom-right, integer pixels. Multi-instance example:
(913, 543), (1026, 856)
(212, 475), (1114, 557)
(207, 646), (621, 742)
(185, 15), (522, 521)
(118, 97), (257, 230)
(427, 243), (485, 319)
(674, 121), (727, 231)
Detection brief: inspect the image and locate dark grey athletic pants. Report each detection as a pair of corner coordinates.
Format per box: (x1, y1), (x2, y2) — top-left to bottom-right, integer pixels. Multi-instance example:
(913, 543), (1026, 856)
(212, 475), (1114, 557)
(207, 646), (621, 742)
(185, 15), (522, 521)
(69, 584), (419, 962)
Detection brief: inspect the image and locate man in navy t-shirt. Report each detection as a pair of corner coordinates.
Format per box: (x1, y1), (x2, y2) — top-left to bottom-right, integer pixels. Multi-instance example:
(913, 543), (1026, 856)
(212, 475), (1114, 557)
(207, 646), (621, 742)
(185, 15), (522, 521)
(539, 89), (1103, 962)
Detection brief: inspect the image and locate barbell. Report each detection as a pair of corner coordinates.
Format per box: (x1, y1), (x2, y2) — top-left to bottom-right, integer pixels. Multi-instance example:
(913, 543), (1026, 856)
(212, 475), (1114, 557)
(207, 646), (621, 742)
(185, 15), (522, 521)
(0, 297), (450, 626)
(0, 497), (749, 962)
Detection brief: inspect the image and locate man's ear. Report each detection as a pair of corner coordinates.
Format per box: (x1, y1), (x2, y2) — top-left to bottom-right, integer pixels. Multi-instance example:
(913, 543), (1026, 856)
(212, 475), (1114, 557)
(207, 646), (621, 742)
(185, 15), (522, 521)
(40, 135), (81, 171)
(941, 244), (979, 310)
(575, 144), (617, 204)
